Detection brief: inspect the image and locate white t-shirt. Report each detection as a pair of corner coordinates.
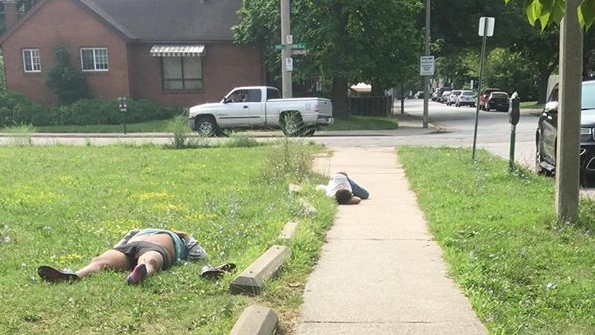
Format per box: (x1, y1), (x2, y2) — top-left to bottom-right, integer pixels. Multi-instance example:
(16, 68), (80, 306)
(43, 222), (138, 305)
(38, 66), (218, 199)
(325, 174), (351, 197)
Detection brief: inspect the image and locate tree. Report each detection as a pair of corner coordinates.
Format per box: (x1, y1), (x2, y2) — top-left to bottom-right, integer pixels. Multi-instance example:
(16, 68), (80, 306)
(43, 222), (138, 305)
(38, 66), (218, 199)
(506, 0), (595, 30)
(234, 0), (422, 117)
(429, 0), (562, 103)
(507, 0), (595, 222)
(45, 46), (88, 104)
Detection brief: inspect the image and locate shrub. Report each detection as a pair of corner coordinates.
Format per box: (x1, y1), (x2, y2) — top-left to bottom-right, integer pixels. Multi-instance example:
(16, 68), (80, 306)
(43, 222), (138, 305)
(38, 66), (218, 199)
(0, 90), (183, 127)
(0, 90), (45, 127)
(45, 46), (88, 104)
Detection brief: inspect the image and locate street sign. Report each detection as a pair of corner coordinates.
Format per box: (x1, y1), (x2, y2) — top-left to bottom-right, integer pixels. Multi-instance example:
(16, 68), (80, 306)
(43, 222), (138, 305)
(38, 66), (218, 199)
(292, 49), (309, 55)
(419, 55), (435, 76)
(285, 57), (293, 71)
(478, 17), (495, 37)
(275, 43), (307, 50)
(292, 42), (307, 49)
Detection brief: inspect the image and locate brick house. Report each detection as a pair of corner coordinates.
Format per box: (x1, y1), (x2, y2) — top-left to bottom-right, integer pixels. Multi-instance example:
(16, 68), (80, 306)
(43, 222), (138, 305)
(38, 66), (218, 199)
(0, 0), (265, 107)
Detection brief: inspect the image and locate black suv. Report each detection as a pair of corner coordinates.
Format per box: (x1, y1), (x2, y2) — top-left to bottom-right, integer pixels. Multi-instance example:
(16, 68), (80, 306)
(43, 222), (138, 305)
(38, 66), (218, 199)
(485, 91), (509, 112)
(535, 80), (595, 184)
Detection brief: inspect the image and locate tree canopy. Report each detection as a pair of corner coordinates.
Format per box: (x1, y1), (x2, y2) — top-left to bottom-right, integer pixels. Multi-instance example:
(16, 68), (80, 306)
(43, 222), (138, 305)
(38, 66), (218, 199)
(234, 0), (422, 117)
(505, 0), (595, 30)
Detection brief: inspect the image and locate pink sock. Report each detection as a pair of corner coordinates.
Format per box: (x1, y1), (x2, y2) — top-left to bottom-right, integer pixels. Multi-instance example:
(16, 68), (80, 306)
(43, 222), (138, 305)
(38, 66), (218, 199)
(127, 264), (147, 285)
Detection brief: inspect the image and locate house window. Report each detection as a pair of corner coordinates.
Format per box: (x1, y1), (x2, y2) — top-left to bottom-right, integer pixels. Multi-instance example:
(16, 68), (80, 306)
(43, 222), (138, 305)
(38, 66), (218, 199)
(22, 49), (41, 72)
(80, 48), (108, 71)
(162, 57), (203, 90)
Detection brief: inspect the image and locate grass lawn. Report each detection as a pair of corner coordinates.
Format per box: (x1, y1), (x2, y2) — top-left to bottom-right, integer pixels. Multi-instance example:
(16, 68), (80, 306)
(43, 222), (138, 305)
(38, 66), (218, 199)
(520, 100), (544, 110)
(0, 142), (336, 334)
(7, 138), (595, 334)
(398, 146), (595, 334)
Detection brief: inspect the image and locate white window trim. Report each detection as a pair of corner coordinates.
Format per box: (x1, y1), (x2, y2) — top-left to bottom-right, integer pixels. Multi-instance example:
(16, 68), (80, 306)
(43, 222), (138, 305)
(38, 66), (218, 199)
(22, 49), (41, 73)
(80, 47), (109, 72)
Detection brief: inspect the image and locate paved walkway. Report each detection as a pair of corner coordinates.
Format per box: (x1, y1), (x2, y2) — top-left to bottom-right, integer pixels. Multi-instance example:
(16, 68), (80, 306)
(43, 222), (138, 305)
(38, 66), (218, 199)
(293, 147), (487, 335)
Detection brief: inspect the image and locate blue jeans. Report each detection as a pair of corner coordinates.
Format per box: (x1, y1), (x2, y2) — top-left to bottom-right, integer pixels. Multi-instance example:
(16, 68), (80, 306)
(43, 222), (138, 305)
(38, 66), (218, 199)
(348, 177), (369, 199)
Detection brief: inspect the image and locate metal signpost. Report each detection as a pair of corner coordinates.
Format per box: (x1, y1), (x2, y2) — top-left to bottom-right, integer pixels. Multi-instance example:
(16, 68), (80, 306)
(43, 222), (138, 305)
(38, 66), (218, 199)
(472, 17), (495, 160)
(422, 0), (431, 128)
(420, 55), (434, 125)
(118, 96), (127, 134)
(280, 0), (292, 98)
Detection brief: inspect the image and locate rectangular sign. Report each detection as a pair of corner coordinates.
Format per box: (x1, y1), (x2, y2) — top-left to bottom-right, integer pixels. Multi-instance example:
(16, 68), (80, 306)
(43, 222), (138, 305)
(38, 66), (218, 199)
(478, 17), (495, 37)
(420, 55), (435, 76)
(275, 42), (307, 50)
(292, 49), (309, 55)
(285, 57), (293, 71)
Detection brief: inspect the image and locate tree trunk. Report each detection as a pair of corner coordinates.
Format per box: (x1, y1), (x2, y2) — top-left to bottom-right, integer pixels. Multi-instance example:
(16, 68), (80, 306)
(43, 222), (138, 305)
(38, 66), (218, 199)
(331, 76), (349, 118)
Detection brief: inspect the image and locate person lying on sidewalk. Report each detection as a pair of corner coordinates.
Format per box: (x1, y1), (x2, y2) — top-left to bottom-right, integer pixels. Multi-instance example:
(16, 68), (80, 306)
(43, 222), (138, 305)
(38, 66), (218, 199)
(38, 228), (208, 285)
(323, 172), (370, 205)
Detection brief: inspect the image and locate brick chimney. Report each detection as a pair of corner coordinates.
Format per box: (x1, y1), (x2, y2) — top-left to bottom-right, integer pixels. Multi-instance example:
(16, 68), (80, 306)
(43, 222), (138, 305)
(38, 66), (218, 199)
(3, 0), (18, 30)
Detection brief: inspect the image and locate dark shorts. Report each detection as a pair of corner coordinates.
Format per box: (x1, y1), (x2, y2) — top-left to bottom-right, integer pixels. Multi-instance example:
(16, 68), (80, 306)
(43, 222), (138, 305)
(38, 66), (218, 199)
(113, 241), (172, 270)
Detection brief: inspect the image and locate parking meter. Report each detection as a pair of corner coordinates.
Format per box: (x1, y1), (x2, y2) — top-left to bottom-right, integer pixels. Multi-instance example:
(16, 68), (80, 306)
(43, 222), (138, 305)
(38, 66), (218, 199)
(508, 92), (520, 125)
(118, 96), (128, 134)
(118, 96), (127, 111)
(508, 92), (520, 172)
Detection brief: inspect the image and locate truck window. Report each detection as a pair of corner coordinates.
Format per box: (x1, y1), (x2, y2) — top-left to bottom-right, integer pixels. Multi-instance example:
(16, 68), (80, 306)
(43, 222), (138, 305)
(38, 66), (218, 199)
(246, 89), (262, 102)
(267, 88), (281, 100)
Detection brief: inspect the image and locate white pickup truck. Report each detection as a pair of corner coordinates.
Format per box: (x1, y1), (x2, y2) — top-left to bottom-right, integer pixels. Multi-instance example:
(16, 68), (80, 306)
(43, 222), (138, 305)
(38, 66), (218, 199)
(187, 86), (334, 136)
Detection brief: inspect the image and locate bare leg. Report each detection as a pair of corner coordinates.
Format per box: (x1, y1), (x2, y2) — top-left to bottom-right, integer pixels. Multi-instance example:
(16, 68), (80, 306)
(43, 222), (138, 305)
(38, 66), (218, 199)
(127, 251), (165, 284)
(75, 249), (130, 279)
(137, 251), (165, 276)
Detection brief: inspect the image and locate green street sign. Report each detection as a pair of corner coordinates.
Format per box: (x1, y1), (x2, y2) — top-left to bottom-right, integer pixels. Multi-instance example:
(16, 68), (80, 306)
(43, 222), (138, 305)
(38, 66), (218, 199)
(292, 42), (307, 49)
(274, 42), (307, 50)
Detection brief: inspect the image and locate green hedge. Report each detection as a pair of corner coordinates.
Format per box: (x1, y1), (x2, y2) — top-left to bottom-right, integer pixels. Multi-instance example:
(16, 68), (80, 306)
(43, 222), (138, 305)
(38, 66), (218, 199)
(0, 90), (183, 127)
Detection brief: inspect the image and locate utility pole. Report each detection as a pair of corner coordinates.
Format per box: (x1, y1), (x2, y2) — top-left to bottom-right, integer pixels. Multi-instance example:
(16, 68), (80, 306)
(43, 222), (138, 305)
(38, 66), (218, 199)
(280, 0), (292, 98)
(556, 0), (582, 221)
(422, 0), (430, 128)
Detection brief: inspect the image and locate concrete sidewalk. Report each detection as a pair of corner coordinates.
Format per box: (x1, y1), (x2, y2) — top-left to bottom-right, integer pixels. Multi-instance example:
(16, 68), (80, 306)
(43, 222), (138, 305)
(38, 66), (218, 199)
(293, 147), (487, 335)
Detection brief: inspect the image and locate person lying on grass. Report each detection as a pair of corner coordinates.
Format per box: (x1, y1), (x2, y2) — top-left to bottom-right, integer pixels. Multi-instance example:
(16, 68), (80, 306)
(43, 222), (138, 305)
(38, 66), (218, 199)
(38, 228), (208, 285)
(323, 171), (370, 205)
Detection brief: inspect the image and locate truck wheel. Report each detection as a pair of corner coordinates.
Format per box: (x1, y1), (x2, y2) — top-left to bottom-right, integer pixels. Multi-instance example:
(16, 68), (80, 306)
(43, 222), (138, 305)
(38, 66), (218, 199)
(304, 126), (316, 136)
(195, 116), (220, 137)
(281, 112), (304, 137)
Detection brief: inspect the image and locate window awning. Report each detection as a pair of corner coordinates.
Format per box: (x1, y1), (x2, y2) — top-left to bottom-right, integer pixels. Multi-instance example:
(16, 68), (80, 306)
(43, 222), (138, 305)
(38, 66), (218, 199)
(150, 45), (205, 57)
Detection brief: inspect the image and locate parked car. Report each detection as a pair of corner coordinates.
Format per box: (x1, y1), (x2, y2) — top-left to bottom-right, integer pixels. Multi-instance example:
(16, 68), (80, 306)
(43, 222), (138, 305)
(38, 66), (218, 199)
(484, 91), (510, 112)
(447, 90), (462, 106)
(455, 90), (476, 107)
(433, 87), (452, 102)
(439, 91), (452, 103)
(535, 80), (595, 185)
(479, 87), (501, 110)
(414, 90), (425, 99)
(431, 88), (439, 101)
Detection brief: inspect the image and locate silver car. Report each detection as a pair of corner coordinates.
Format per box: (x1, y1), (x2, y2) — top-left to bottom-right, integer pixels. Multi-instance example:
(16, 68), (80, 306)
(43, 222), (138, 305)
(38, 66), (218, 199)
(447, 90), (462, 106)
(455, 90), (476, 107)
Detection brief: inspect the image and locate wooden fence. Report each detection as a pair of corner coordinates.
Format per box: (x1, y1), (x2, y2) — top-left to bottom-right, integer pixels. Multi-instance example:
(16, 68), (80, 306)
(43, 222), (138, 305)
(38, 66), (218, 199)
(347, 95), (393, 117)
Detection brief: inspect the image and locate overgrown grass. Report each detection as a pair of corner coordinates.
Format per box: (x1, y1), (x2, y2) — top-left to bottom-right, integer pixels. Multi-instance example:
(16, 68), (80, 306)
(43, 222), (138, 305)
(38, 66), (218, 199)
(0, 143), (336, 334)
(398, 146), (595, 334)
(25, 115), (400, 133)
(2, 124), (36, 146)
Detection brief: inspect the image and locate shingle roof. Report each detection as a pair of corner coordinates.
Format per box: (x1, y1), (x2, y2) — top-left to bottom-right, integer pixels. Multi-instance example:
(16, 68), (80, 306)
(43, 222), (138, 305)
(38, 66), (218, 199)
(79, 0), (242, 42)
